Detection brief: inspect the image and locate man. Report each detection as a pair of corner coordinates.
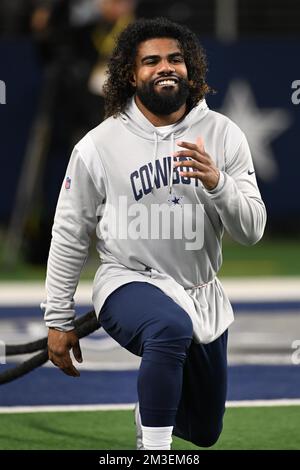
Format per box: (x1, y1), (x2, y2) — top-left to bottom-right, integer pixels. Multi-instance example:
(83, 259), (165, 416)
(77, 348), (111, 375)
(43, 17), (266, 450)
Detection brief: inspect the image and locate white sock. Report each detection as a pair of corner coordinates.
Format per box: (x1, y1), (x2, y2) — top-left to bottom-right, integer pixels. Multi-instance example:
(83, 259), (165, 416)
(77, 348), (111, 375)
(141, 425), (173, 450)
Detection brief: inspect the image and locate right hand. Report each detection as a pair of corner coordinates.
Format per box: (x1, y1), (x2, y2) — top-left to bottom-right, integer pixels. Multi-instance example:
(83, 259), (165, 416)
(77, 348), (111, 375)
(48, 328), (82, 377)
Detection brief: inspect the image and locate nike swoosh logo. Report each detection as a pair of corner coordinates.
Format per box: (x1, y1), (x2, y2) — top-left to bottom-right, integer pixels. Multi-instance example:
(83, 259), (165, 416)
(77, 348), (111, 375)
(248, 170), (255, 175)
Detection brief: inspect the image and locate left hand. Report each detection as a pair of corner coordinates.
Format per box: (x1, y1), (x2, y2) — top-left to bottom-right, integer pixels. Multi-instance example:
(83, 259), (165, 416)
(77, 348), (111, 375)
(48, 328), (82, 377)
(173, 136), (220, 191)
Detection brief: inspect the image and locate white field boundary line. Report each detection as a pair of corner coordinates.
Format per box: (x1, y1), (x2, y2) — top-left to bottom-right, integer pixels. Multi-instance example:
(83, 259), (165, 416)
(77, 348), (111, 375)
(0, 278), (300, 305)
(0, 399), (300, 414)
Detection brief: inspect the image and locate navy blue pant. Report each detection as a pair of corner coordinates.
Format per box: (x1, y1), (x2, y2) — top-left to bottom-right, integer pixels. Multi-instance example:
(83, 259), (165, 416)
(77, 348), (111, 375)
(100, 282), (228, 448)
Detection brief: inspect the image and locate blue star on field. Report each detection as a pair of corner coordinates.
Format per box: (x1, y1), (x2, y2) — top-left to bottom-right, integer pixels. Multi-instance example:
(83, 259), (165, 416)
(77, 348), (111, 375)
(168, 194), (184, 206)
(219, 79), (291, 181)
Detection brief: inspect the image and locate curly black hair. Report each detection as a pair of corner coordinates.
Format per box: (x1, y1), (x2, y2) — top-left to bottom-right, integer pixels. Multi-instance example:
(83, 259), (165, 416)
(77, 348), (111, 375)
(103, 17), (211, 118)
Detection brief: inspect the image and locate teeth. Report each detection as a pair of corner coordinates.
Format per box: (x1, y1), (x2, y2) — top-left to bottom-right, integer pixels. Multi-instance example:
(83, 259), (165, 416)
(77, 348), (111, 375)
(157, 80), (176, 86)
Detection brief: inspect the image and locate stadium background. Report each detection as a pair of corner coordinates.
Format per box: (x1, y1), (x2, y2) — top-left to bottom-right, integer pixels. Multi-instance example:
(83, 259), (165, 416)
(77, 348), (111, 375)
(0, 0), (299, 450)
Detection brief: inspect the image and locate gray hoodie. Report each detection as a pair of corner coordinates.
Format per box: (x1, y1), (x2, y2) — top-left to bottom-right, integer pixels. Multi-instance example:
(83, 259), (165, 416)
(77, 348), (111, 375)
(41, 97), (266, 343)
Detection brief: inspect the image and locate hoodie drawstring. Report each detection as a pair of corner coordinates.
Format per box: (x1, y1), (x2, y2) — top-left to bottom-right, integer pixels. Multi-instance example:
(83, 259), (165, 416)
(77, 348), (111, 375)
(151, 132), (158, 193)
(168, 133), (175, 194)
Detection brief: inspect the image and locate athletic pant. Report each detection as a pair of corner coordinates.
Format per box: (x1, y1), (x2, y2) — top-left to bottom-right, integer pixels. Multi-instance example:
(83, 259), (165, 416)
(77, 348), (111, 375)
(100, 282), (228, 447)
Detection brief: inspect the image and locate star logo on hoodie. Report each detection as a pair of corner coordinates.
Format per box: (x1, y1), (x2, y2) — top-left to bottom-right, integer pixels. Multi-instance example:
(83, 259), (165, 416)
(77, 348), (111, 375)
(168, 193), (184, 206)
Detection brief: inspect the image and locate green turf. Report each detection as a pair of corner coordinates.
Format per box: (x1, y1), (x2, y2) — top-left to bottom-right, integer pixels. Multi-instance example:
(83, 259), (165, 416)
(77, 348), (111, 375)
(219, 238), (300, 277)
(0, 406), (299, 450)
(0, 237), (300, 280)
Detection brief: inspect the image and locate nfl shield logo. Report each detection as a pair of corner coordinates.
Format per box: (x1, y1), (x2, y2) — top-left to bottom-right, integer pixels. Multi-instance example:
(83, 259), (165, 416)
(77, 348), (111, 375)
(65, 177), (71, 189)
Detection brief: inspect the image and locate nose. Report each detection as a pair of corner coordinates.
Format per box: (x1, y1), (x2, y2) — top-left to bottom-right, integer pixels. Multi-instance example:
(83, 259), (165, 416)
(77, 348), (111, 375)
(157, 59), (175, 74)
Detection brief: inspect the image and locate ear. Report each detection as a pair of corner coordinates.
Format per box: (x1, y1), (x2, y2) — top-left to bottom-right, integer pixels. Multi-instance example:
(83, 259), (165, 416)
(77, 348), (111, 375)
(130, 73), (137, 87)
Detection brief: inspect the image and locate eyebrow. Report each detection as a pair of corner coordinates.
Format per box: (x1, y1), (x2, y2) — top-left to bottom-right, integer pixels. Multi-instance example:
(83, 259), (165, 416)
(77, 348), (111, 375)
(141, 52), (184, 63)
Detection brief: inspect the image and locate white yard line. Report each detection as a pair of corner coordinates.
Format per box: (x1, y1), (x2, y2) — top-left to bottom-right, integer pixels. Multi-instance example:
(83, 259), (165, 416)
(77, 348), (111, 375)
(0, 404), (135, 413)
(0, 399), (300, 414)
(0, 278), (300, 305)
(226, 399), (300, 407)
(222, 278), (300, 302)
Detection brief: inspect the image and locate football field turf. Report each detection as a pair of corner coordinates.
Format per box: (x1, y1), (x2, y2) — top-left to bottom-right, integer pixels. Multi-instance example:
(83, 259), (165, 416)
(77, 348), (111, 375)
(0, 406), (299, 450)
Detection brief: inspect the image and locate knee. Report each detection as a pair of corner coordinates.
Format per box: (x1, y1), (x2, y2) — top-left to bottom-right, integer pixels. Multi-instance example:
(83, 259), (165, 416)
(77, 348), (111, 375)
(190, 424), (223, 448)
(161, 311), (193, 341)
(142, 313), (193, 362)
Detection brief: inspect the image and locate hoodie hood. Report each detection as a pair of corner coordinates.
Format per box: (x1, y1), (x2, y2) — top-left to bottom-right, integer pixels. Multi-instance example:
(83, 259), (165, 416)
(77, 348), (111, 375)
(119, 96), (209, 140)
(119, 96), (209, 193)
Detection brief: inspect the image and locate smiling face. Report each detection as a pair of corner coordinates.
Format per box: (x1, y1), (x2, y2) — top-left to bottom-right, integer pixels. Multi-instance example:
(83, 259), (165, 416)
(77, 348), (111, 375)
(131, 38), (190, 117)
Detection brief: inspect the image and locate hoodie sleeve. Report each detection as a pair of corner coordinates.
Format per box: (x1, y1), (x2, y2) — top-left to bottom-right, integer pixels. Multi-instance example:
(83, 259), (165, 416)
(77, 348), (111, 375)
(41, 142), (105, 330)
(206, 124), (267, 245)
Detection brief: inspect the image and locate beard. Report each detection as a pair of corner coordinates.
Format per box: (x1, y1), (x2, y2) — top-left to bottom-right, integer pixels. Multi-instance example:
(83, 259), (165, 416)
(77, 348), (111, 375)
(135, 77), (190, 115)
